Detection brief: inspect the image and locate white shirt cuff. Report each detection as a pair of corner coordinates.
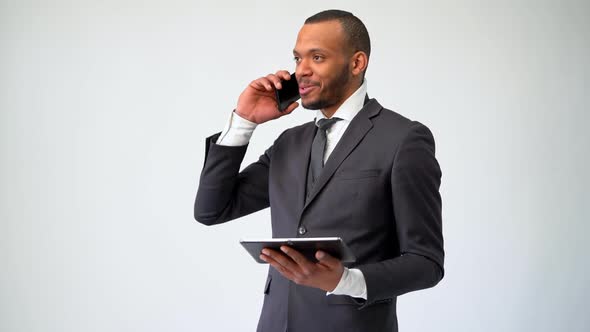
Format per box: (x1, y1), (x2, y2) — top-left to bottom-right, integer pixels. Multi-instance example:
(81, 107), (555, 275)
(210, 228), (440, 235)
(326, 268), (367, 300)
(216, 111), (257, 146)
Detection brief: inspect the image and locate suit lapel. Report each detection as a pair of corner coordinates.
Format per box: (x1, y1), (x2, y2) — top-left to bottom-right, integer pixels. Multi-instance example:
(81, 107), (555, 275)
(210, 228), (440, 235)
(292, 122), (317, 211)
(301, 98), (382, 212)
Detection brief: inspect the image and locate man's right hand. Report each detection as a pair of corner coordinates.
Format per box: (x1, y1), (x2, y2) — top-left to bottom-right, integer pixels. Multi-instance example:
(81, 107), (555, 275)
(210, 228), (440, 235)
(235, 70), (300, 124)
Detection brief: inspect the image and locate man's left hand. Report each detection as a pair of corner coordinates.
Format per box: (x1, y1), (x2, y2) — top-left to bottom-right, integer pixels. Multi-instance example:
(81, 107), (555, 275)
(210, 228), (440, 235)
(260, 246), (344, 292)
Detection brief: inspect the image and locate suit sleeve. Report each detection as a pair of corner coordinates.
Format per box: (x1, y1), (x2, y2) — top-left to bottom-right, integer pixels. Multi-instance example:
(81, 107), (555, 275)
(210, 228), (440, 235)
(194, 132), (274, 225)
(357, 122), (444, 307)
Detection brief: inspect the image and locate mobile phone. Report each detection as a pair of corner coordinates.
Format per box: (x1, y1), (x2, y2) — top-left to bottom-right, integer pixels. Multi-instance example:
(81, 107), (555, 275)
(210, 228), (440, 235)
(275, 73), (300, 112)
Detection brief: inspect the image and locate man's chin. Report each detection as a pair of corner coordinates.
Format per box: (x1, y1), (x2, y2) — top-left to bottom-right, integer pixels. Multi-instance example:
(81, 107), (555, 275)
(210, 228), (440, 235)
(301, 98), (325, 110)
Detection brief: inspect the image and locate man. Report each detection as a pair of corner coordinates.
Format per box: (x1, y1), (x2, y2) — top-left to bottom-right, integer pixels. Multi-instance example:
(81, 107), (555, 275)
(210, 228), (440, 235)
(195, 9), (444, 332)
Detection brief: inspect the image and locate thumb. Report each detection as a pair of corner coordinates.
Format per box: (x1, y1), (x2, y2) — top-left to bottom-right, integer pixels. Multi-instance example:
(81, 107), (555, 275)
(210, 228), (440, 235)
(282, 101), (300, 115)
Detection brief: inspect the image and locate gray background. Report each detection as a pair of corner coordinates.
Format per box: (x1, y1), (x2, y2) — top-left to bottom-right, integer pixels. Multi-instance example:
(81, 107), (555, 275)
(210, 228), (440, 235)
(1, 0), (589, 331)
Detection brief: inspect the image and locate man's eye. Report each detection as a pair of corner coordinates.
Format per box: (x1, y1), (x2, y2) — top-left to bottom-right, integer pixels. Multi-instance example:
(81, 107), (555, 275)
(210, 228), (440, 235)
(313, 55), (323, 61)
(293, 57), (301, 62)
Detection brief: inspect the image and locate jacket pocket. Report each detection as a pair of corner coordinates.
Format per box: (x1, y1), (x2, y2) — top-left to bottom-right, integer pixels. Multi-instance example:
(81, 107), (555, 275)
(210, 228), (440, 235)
(326, 294), (365, 306)
(334, 169), (380, 180)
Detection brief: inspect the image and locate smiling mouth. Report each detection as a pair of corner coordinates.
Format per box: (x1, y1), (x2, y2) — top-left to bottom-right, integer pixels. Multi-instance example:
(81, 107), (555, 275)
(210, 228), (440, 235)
(299, 85), (317, 96)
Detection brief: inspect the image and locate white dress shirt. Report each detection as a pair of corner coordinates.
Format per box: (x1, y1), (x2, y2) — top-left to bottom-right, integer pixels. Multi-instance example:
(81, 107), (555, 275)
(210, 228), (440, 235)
(216, 80), (369, 300)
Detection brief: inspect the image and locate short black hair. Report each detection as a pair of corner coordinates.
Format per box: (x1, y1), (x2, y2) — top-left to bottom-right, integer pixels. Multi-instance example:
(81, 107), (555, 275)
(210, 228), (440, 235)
(304, 9), (371, 58)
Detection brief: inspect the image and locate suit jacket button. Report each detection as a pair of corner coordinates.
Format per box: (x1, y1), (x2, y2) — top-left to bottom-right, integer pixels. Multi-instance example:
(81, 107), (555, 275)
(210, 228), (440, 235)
(298, 226), (307, 235)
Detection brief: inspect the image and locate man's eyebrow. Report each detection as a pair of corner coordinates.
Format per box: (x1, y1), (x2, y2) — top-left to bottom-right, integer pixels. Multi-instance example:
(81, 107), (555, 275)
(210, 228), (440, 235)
(293, 48), (328, 55)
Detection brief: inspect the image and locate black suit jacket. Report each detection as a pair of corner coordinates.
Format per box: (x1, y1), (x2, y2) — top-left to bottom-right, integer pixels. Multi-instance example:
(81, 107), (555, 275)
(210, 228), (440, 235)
(195, 99), (444, 332)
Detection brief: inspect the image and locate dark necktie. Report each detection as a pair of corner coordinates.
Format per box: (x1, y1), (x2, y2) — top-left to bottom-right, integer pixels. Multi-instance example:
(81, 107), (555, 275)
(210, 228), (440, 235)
(306, 117), (341, 199)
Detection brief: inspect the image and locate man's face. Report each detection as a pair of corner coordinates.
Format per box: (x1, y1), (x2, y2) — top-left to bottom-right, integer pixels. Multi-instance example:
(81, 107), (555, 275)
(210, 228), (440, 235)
(293, 21), (355, 111)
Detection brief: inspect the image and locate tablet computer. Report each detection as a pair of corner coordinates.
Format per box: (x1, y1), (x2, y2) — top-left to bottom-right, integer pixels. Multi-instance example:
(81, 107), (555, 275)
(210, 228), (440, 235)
(240, 237), (356, 264)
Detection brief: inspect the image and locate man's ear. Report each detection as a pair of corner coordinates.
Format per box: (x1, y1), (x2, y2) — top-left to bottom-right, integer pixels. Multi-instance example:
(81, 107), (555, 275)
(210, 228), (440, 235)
(350, 51), (368, 76)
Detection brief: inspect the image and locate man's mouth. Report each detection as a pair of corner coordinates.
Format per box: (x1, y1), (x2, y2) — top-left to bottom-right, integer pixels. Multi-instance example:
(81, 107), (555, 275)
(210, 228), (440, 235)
(299, 84), (318, 96)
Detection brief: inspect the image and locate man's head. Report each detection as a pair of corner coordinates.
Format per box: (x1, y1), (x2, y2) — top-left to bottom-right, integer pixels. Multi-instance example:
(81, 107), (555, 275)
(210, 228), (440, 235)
(293, 10), (371, 115)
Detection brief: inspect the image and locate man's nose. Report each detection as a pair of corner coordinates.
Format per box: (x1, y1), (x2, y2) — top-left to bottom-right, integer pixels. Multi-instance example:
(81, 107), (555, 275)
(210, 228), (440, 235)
(295, 59), (312, 78)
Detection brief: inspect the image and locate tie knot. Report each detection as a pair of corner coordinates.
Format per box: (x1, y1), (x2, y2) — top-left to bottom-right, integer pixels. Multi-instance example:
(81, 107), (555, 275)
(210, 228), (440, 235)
(317, 117), (341, 131)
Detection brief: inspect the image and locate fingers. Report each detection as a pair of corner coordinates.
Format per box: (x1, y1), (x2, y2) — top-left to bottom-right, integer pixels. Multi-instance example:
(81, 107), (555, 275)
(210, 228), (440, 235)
(260, 247), (313, 279)
(261, 248), (297, 271)
(316, 250), (341, 269)
(260, 248), (343, 291)
(280, 246), (313, 273)
(250, 77), (274, 92)
(260, 252), (297, 280)
(275, 70), (291, 81)
(250, 70), (292, 92)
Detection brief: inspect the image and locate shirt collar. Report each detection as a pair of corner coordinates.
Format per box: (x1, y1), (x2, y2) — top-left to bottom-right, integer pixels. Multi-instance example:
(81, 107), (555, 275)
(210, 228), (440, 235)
(315, 79), (368, 125)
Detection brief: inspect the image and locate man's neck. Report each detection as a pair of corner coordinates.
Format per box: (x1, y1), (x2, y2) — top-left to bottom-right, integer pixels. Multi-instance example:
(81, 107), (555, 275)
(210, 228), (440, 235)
(319, 80), (367, 120)
(321, 80), (364, 118)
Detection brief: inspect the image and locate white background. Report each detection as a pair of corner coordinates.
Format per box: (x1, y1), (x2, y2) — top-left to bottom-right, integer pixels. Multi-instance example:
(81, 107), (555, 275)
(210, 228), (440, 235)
(1, 1), (589, 331)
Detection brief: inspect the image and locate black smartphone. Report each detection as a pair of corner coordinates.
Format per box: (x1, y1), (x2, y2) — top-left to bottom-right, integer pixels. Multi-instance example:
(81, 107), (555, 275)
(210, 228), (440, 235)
(275, 73), (300, 112)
